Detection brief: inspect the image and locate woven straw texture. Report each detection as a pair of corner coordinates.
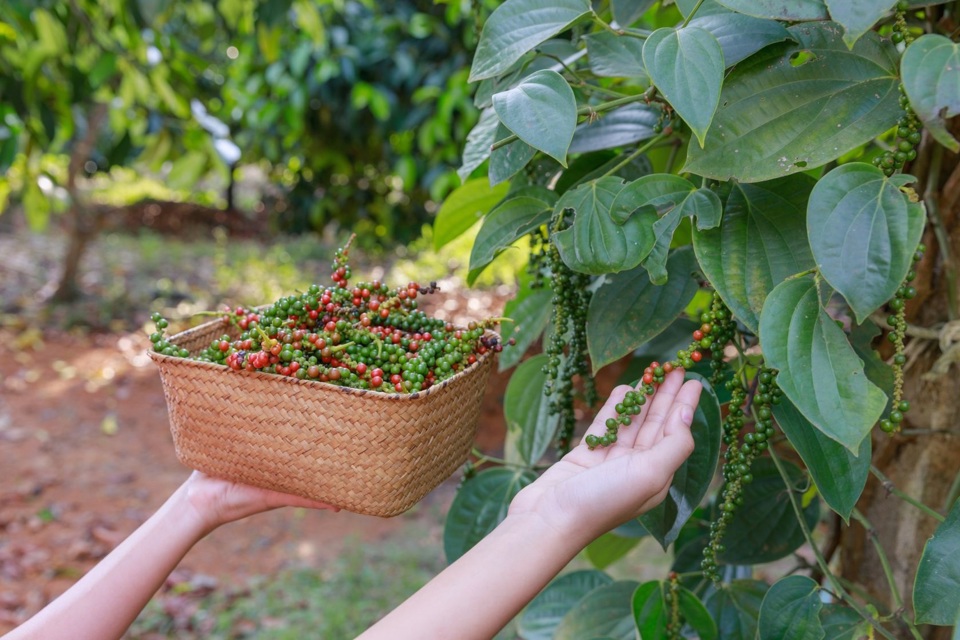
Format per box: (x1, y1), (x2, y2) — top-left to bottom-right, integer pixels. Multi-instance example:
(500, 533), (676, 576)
(148, 318), (495, 517)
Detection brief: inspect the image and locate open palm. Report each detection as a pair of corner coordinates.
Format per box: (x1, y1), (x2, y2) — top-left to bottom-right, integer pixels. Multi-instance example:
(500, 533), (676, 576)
(509, 370), (701, 547)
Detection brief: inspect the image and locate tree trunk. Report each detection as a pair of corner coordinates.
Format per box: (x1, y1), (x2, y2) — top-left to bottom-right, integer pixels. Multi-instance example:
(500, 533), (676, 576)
(50, 103), (107, 303)
(839, 135), (960, 639)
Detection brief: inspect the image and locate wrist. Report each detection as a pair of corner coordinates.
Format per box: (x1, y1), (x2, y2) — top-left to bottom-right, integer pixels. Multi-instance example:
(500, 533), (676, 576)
(499, 510), (592, 559)
(175, 478), (223, 538)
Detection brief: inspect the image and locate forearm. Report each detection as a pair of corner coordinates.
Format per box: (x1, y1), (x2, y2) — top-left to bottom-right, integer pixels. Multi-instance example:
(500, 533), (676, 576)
(6, 483), (208, 640)
(358, 512), (587, 640)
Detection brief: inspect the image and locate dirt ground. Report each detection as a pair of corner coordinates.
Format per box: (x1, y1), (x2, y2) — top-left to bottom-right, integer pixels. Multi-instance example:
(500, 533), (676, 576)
(0, 323), (512, 635)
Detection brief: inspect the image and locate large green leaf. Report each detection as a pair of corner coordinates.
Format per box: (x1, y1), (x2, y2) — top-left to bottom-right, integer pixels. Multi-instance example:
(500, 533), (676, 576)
(640, 372), (721, 548)
(715, 0), (828, 20)
(610, 175), (711, 223)
(443, 467), (537, 563)
(757, 576), (824, 640)
(631, 582), (715, 640)
(469, 0), (592, 82)
(826, 0), (898, 48)
(585, 532), (642, 569)
(720, 458), (819, 565)
(645, 187), (721, 284)
(643, 26), (724, 147)
(433, 178), (510, 250)
(612, 0), (657, 27)
(489, 123), (537, 186)
(519, 570), (613, 640)
(773, 398), (869, 522)
(703, 580), (768, 640)
(670, 533), (711, 589)
(683, 23), (901, 182)
(678, 588), (718, 640)
(469, 196), (554, 283)
(850, 323), (895, 412)
(692, 175), (816, 333)
(632, 581), (669, 640)
(474, 40), (586, 109)
(500, 283), (554, 372)
(504, 355), (561, 466)
(689, 13), (794, 68)
(556, 580), (639, 640)
(458, 107), (499, 183)
(554, 177), (658, 275)
(676, 0), (730, 18)
(759, 277), (887, 452)
(820, 605), (871, 640)
(493, 70), (577, 166)
(586, 246), (699, 373)
(568, 104), (661, 154)
(585, 32), (646, 78)
(901, 34), (960, 152)
(808, 163), (925, 324)
(913, 499), (960, 625)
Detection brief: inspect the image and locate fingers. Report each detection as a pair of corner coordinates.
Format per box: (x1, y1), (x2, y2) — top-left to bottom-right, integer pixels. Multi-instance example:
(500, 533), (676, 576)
(632, 370), (687, 450)
(644, 379), (700, 470)
(572, 370), (701, 460)
(261, 488), (341, 512)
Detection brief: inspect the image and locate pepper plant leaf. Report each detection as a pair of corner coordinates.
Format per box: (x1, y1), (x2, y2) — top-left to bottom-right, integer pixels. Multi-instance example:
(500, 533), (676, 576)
(586, 246), (699, 373)
(504, 354), (561, 466)
(554, 177), (658, 275)
(643, 26), (724, 147)
(683, 23), (901, 182)
(703, 580), (769, 640)
(719, 458), (819, 565)
(714, 0), (828, 20)
(759, 277), (887, 452)
(493, 69), (578, 167)
(443, 467), (537, 563)
(913, 499), (960, 625)
(584, 32), (646, 78)
(901, 34), (960, 152)
(469, 0), (591, 82)
(773, 397), (869, 522)
(693, 175), (816, 333)
(556, 580), (639, 640)
(807, 163), (926, 324)
(433, 178), (510, 250)
(519, 570), (614, 640)
(825, 0), (898, 48)
(688, 13), (794, 68)
(468, 196), (554, 283)
(757, 575), (825, 640)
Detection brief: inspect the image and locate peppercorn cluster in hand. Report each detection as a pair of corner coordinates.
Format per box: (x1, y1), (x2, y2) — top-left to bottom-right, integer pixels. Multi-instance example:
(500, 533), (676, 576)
(149, 236), (506, 394)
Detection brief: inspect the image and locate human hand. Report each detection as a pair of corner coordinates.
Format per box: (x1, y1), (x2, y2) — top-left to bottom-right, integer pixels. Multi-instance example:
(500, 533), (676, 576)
(508, 369), (700, 546)
(181, 471), (340, 535)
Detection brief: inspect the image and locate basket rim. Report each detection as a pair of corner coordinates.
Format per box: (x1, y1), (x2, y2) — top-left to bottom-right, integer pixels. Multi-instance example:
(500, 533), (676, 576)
(147, 316), (499, 402)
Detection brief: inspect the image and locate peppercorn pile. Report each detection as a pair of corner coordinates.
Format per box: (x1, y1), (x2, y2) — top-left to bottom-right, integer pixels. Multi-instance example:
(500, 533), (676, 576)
(149, 236), (505, 394)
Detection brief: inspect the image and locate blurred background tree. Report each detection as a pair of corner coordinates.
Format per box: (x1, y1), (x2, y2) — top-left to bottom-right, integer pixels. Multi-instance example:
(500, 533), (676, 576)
(0, 0), (486, 304)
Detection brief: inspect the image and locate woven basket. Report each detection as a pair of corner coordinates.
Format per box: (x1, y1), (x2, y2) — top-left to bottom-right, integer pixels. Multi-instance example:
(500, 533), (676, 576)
(148, 317), (496, 517)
